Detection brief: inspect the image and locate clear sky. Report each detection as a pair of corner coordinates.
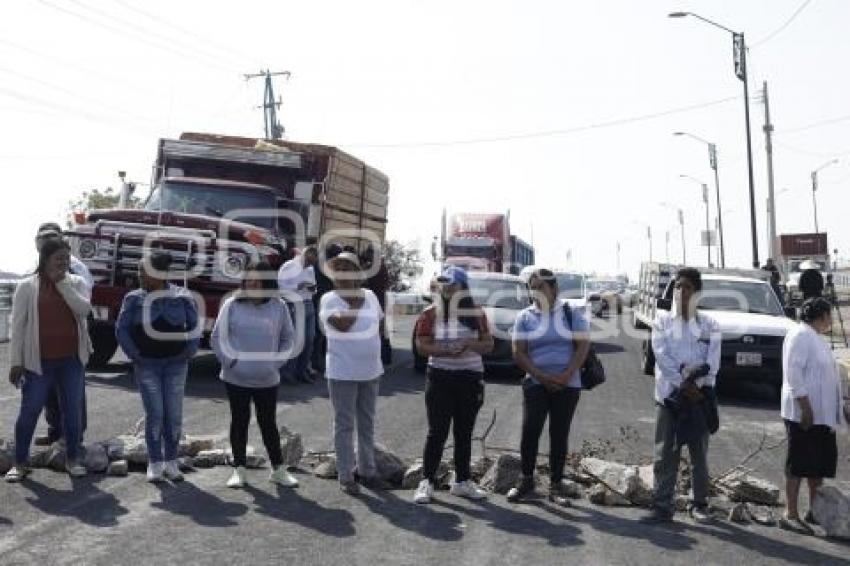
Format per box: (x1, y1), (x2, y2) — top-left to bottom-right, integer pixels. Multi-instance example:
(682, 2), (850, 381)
(2, 0), (848, 286)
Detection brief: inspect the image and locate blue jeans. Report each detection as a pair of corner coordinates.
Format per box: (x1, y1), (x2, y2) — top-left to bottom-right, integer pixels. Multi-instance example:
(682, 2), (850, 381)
(135, 360), (188, 463)
(652, 403), (710, 514)
(283, 300), (316, 379)
(15, 357), (84, 464)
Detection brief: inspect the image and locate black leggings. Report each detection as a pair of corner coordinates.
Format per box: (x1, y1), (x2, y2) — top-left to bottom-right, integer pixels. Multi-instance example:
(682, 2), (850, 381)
(422, 368), (484, 483)
(225, 382), (283, 468)
(520, 382), (580, 482)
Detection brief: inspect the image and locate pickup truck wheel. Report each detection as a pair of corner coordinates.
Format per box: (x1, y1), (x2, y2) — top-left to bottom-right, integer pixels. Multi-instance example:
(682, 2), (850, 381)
(88, 323), (118, 367)
(642, 339), (655, 376)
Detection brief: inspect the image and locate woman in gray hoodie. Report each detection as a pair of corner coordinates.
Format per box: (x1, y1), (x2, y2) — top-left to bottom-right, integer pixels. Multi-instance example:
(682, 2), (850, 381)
(211, 262), (297, 489)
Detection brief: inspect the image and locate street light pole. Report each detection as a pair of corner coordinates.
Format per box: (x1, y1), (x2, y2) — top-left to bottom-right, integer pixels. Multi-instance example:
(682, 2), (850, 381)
(669, 12), (760, 267)
(679, 174), (711, 266)
(674, 131), (726, 267)
(811, 159), (839, 234)
(679, 209), (686, 265)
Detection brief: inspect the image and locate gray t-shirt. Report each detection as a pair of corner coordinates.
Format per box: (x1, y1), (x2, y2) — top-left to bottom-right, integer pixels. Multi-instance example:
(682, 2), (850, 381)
(211, 296), (295, 388)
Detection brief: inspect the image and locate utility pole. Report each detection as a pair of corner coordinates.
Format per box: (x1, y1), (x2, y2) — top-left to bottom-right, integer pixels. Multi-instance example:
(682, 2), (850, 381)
(762, 81), (778, 262)
(647, 226), (653, 263)
(679, 209), (686, 265)
(701, 183), (711, 266)
(244, 70), (291, 139)
(665, 230), (670, 263)
(735, 33), (760, 268)
(616, 241), (621, 271)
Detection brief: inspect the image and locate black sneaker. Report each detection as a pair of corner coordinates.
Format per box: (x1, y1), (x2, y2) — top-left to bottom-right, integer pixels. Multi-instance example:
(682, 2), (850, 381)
(639, 508), (674, 524)
(804, 510), (819, 526)
(548, 480), (574, 507)
(506, 476), (535, 503)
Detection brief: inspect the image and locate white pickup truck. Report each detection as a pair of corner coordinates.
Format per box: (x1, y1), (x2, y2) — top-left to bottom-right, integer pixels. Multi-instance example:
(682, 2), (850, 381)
(634, 264), (797, 394)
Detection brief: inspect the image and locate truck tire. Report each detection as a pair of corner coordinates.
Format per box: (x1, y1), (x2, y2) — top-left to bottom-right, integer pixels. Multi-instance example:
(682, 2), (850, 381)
(411, 336), (427, 374)
(642, 338), (655, 376)
(88, 323), (118, 367)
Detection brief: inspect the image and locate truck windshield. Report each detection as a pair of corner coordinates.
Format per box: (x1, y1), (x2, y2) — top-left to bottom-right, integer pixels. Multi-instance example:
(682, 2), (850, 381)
(468, 278), (529, 310)
(555, 273), (585, 299)
(697, 279), (784, 316)
(145, 181), (277, 230)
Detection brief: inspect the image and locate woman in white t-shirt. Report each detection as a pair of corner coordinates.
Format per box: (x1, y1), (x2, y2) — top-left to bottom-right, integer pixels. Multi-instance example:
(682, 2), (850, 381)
(780, 297), (846, 534)
(412, 266), (493, 504)
(319, 252), (386, 496)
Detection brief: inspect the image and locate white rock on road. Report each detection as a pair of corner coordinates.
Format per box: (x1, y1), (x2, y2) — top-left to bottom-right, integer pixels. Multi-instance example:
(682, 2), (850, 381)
(719, 474), (781, 506)
(812, 485), (850, 539)
(580, 457), (653, 506)
(481, 454), (522, 494)
(279, 426), (304, 469)
(107, 459), (129, 476)
(83, 443), (109, 473)
(106, 435), (148, 465)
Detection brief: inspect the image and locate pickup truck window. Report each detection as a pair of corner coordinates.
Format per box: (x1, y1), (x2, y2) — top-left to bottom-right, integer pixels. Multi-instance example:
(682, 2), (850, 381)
(555, 273), (585, 299)
(146, 182), (277, 230)
(468, 278), (529, 310)
(664, 278), (784, 316)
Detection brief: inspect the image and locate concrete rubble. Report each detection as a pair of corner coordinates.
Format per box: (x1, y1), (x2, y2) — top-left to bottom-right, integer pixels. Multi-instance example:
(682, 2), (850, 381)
(812, 486), (850, 539)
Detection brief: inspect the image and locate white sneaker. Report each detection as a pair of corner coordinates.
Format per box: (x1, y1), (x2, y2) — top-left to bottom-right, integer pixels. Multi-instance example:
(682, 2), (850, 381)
(269, 466), (299, 487)
(414, 479), (434, 504)
(227, 466), (247, 489)
(65, 460), (87, 478)
(146, 462), (165, 483)
(450, 480), (487, 500)
(163, 460), (184, 482)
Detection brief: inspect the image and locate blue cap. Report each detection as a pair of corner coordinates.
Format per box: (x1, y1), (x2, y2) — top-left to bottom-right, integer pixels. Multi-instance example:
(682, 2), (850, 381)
(437, 265), (468, 286)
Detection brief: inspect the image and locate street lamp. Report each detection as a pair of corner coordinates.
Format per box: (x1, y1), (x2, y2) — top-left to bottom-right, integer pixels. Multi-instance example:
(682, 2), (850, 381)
(669, 11), (760, 268)
(660, 202), (686, 265)
(680, 174), (711, 266)
(673, 131), (725, 267)
(811, 158), (839, 234)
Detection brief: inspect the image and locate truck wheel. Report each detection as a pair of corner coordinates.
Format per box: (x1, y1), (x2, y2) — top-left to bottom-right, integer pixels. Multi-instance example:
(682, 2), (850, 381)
(88, 323), (118, 367)
(411, 337), (427, 374)
(642, 339), (655, 376)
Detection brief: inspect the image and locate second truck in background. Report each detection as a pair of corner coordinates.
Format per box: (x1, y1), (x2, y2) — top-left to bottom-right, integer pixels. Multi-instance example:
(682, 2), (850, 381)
(439, 210), (534, 275)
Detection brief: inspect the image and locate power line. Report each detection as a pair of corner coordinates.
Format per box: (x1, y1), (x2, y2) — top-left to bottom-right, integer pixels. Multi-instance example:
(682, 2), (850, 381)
(778, 113), (850, 134)
(0, 38), (165, 97)
(0, 65), (155, 124)
(36, 0), (240, 76)
(111, 0), (263, 70)
(343, 95), (740, 148)
(64, 0), (244, 73)
(751, 0), (814, 48)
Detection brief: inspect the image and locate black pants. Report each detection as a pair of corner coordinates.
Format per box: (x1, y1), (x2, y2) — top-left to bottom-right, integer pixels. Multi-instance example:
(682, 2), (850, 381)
(225, 382), (283, 468)
(45, 383), (87, 443)
(422, 368), (484, 483)
(520, 382), (580, 482)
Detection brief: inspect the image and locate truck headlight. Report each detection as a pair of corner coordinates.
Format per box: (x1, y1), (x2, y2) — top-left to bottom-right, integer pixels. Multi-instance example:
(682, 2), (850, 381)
(78, 239), (97, 259)
(222, 254), (246, 279)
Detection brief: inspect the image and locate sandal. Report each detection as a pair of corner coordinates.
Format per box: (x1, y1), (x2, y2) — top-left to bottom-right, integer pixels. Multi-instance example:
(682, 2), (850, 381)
(778, 516), (815, 536)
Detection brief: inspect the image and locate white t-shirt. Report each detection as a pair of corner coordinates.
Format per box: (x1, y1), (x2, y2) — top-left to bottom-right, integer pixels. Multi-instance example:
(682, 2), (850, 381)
(319, 289), (384, 381)
(781, 323), (844, 428)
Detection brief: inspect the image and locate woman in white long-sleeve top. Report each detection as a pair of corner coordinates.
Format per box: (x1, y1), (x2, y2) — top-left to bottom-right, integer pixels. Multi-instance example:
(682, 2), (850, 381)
(6, 238), (92, 482)
(212, 262), (298, 489)
(780, 297), (845, 534)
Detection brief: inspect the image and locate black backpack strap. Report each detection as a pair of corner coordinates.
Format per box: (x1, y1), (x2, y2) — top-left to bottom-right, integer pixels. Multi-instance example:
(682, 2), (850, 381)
(562, 302), (573, 330)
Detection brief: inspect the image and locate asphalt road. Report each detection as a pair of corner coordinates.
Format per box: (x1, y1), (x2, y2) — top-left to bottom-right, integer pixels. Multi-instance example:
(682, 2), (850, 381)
(0, 311), (849, 565)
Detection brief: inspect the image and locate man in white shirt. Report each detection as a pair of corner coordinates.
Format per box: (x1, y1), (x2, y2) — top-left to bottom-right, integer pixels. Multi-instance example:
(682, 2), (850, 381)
(642, 268), (721, 524)
(277, 246), (319, 383)
(32, 222), (93, 447)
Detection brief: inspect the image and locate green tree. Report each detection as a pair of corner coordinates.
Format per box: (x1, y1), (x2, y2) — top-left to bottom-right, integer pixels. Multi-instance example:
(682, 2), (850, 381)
(67, 187), (140, 227)
(383, 239), (423, 292)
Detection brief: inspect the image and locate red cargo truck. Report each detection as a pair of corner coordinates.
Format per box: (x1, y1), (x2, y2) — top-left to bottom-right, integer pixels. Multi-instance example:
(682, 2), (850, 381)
(67, 132), (390, 365)
(440, 211), (534, 274)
